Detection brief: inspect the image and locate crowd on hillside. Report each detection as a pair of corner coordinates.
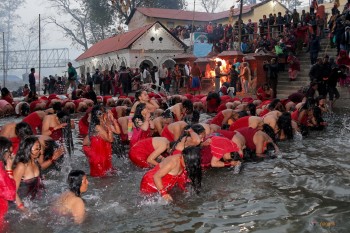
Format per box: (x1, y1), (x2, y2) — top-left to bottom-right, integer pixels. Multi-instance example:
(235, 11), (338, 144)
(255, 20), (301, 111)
(168, 0), (342, 57)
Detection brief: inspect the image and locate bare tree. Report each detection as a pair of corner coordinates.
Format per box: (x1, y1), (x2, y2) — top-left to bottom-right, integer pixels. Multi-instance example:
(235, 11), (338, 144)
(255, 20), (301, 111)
(16, 19), (49, 73)
(200, 0), (221, 13)
(47, 0), (89, 51)
(0, 0), (25, 80)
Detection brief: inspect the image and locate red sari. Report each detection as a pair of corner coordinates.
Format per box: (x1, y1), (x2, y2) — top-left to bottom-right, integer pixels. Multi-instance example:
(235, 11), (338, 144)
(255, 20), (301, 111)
(83, 136), (113, 177)
(140, 160), (187, 194)
(0, 162), (16, 224)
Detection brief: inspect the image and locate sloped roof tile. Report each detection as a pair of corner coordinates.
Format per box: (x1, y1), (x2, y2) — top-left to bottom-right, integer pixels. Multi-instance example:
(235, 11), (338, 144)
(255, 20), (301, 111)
(76, 23), (154, 61)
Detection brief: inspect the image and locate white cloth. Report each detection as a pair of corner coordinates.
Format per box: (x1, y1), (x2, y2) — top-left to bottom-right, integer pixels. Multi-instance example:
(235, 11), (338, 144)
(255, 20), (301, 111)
(159, 67), (167, 78)
(185, 65), (190, 76)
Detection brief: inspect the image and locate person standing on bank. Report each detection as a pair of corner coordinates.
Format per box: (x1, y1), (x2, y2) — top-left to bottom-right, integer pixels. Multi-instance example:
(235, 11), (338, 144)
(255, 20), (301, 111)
(309, 34), (320, 65)
(67, 62), (77, 90)
(92, 69), (102, 96)
(263, 58), (279, 98)
(215, 61), (225, 93)
(158, 63), (168, 91)
(29, 68), (36, 94)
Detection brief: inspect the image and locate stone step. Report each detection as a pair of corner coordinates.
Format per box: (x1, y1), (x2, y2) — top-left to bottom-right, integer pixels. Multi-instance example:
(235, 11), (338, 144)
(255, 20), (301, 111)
(274, 36), (338, 98)
(278, 80), (309, 85)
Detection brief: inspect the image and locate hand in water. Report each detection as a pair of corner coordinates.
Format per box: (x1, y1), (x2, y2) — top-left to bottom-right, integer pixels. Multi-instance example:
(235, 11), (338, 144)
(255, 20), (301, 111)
(233, 161), (242, 174)
(162, 194), (173, 202)
(53, 146), (65, 160)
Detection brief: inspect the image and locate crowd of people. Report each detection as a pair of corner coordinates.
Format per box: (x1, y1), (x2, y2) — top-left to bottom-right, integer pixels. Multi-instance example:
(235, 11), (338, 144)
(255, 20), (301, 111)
(169, 1), (329, 57)
(2, 1), (350, 228)
(0, 69), (332, 226)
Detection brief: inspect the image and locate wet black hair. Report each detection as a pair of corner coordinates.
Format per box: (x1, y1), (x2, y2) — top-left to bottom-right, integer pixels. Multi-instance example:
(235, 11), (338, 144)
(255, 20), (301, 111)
(57, 111), (74, 156)
(67, 170), (86, 197)
(182, 146), (202, 194)
(264, 142), (277, 159)
(20, 103), (30, 116)
(43, 139), (59, 161)
(230, 152), (242, 161)
(312, 106), (325, 130)
(0, 136), (12, 164)
(300, 97), (316, 111)
(169, 124), (204, 152)
(191, 123), (205, 135)
(14, 136), (39, 166)
(125, 107), (131, 116)
(116, 99), (124, 106)
(132, 103), (146, 128)
(242, 148), (261, 162)
(170, 96), (182, 106)
(191, 110), (200, 124)
(247, 103), (256, 116)
(268, 99), (281, 110)
(277, 112), (293, 140)
(135, 90), (144, 101)
(161, 109), (174, 119)
(262, 124), (276, 142)
(206, 92), (221, 105)
(1, 87), (10, 98)
(111, 133), (126, 158)
(160, 101), (169, 110)
(52, 102), (62, 113)
(15, 122), (34, 140)
(182, 99), (193, 114)
(88, 89), (98, 105)
(88, 105), (105, 137)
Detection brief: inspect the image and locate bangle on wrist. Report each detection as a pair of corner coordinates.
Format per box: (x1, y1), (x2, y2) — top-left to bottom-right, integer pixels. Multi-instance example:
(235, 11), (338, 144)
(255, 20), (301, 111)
(50, 158), (56, 163)
(17, 202), (24, 209)
(159, 189), (168, 197)
(224, 162), (232, 167)
(6, 170), (13, 176)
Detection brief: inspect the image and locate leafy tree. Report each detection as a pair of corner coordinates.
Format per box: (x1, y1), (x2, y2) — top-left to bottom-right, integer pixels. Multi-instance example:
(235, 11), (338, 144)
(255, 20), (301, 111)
(85, 0), (116, 43)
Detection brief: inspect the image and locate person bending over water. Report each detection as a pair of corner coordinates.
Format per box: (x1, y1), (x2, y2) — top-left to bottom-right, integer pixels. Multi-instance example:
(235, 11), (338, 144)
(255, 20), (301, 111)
(161, 120), (188, 142)
(169, 124), (205, 155)
(129, 137), (169, 168)
(140, 146), (202, 202)
(54, 170), (88, 224)
(210, 109), (239, 130)
(152, 109), (174, 136)
(169, 99), (193, 122)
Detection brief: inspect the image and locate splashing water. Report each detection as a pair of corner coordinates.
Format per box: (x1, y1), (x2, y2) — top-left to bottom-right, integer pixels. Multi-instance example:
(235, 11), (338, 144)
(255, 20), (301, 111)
(141, 83), (171, 107)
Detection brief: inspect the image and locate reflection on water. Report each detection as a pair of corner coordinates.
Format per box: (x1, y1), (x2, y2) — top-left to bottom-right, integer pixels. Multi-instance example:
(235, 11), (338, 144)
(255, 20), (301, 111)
(2, 110), (350, 233)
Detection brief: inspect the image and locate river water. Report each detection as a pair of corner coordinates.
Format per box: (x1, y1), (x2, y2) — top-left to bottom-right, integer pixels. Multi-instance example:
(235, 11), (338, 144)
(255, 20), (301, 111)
(2, 109), (350, 233)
